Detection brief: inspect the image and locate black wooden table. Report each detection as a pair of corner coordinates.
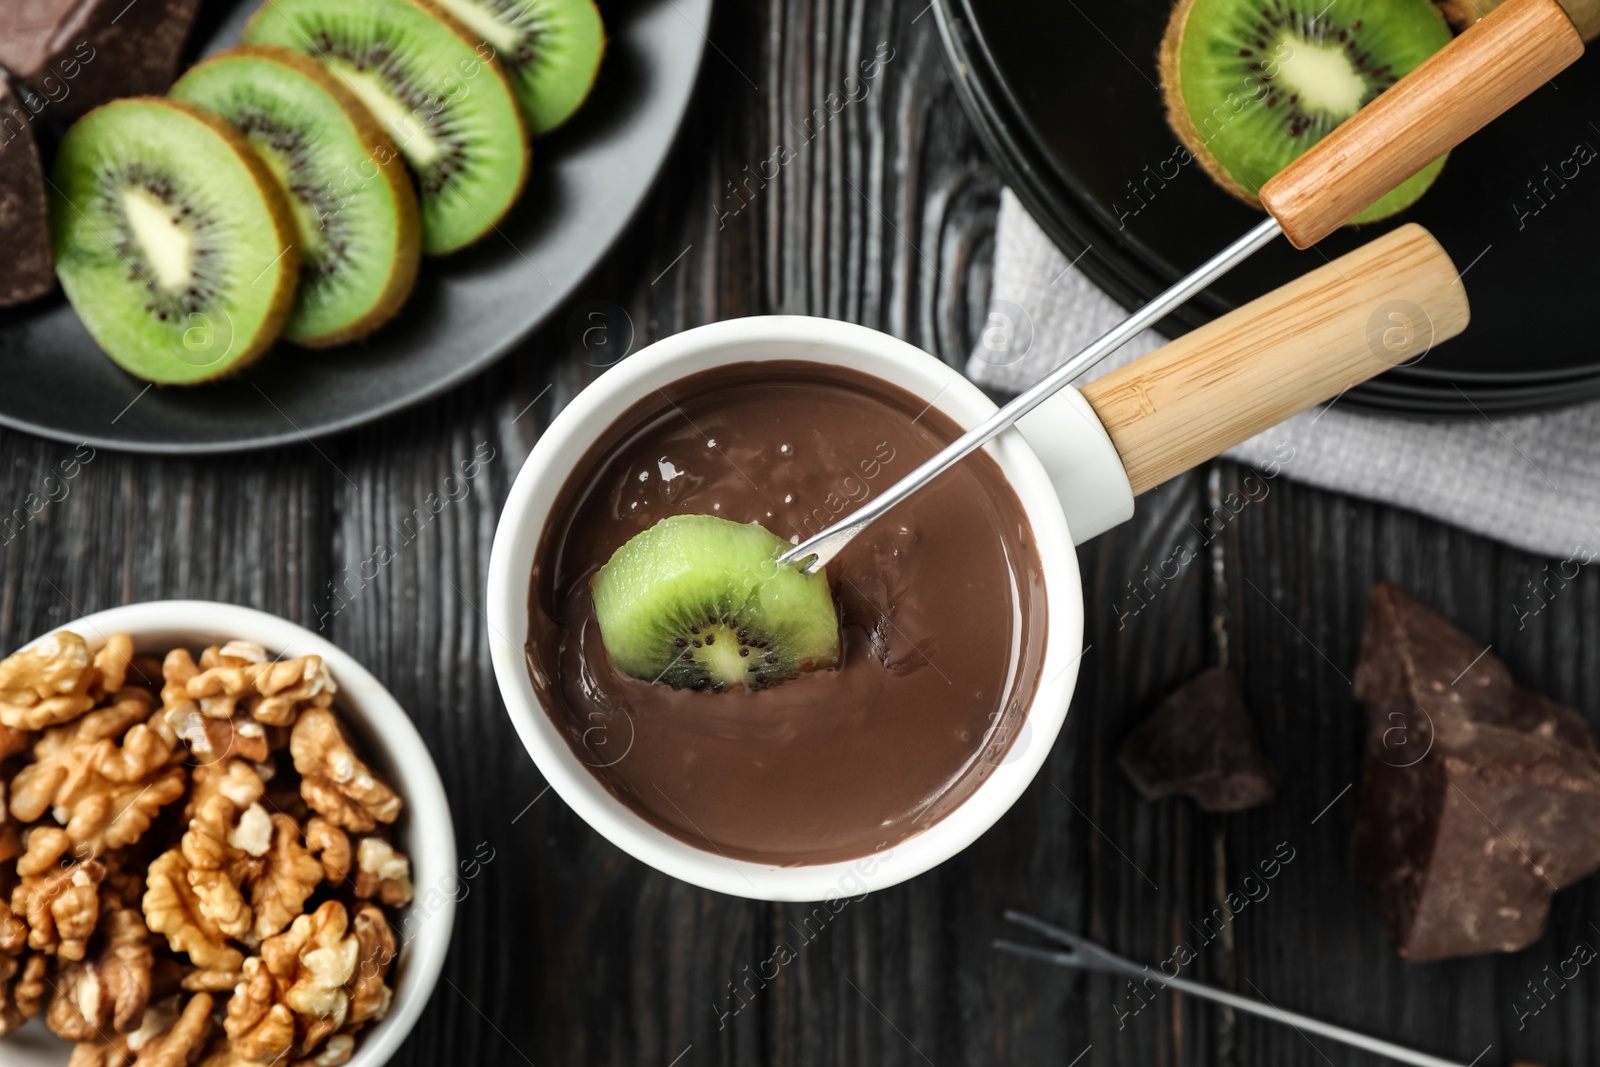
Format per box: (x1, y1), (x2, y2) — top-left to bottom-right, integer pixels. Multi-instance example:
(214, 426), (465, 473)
(3, 2), (1594, 1064)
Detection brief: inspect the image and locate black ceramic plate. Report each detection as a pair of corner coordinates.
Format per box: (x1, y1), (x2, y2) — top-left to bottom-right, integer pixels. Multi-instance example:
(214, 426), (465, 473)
(934, 0), (1600, 413)
(0, 0), (710, 453)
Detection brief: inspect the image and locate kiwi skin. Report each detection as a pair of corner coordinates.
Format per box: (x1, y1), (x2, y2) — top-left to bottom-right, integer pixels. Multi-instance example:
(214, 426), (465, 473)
(194, 45), (424, 348)
(61, 97), (302, 385)
(1159, 0), (1259, 205)
(243, 0), (531, 256)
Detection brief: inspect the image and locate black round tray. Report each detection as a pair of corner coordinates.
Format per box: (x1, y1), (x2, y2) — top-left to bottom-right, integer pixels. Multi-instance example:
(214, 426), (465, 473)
(933, 0), (1600, 414)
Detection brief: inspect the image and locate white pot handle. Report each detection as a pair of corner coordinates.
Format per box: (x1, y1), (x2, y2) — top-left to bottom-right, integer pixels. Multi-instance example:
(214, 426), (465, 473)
(1016, 388), (1134, 546)
(1015, 223), (1472, 546)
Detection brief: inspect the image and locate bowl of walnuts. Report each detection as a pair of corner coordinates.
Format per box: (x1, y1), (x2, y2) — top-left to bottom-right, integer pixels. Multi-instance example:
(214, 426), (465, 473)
(0, 601), (456, 1067)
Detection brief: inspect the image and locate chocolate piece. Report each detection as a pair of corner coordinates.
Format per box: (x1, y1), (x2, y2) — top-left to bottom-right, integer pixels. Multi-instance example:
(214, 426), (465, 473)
(1118, 668), (1280, 812)
(0, 0), (203, 122)
(1352, 583), (1600, 963)
(0, 77), (55, 308)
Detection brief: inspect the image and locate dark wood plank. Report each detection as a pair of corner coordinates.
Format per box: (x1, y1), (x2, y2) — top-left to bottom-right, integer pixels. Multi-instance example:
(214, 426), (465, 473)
(2, 0), (1597, 1065)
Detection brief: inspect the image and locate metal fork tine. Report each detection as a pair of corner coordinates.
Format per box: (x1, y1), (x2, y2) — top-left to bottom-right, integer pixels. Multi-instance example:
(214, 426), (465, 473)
(1002, 911), (1139, 976)
(995, 911), (1474, 1067)
(1001, 909), (1080, 947)
(991, 940), (1079, 968)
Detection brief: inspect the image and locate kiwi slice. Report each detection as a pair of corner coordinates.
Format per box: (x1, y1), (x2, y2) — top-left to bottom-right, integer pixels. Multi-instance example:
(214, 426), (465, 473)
(48, 98), (299, 384)
(171, 46), (422, 348)
(592, 515), (841, 692)
(244, 0), (530, 255)
(430, 0), (605, 135)
(1160, 0), (1453, 222)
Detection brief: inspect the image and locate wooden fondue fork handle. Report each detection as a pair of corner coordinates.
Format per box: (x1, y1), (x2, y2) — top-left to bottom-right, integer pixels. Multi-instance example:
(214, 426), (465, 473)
(1259, 0), (1584, 248)
(1079, 224), (1470, 496)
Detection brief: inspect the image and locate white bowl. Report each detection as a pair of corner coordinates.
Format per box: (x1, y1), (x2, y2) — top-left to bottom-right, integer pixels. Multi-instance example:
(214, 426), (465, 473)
(487, 316), (1085, 901)
(1, 601), (455, 1067)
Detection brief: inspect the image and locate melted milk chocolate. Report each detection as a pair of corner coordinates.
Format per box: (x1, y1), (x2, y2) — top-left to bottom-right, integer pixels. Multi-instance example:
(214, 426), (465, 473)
(527, 361), (1046, 866)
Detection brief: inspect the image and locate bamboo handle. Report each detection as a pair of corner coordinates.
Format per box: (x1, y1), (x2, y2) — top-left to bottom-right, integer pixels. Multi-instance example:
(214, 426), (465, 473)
(1259, 0), (1583, 249)
(1079, 224), (1469, 496)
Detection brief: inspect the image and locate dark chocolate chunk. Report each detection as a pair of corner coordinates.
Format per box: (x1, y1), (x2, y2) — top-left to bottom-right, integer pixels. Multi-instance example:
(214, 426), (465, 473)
(1119, 668), (1280, 812)
(0, 0), (203, 122)
(0, 77), (55, 308)
(1353, 583), (1600, 963)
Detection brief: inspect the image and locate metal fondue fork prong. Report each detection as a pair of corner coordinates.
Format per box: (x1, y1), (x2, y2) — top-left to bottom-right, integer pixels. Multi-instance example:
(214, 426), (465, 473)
(994, 910), (1475, 1067)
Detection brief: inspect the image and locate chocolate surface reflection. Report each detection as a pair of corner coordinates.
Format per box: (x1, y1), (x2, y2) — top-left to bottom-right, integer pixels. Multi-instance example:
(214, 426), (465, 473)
(527, 361), (1046, 865)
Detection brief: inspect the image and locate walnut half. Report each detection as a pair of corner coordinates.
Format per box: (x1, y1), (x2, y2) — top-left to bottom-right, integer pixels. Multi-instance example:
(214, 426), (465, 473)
(67, 991), (215, 1067)
(9, 689), (186, 855)
(0, 632), (96, 731)
(12, 828), (106, 960)
(290, 710), (401, 833)
(225, 900), (364, 1063)
(46, 901), (152, 1040)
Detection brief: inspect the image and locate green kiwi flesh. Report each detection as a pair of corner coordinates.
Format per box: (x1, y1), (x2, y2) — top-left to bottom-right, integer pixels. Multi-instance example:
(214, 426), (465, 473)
(48, 98), (299, 384)
(431, 0), (605, 135)
(1161, 0), (1453, 223)
(171, 46), (422, 346)
(244, 0), (530, 255)
(592, 515), (842, 692)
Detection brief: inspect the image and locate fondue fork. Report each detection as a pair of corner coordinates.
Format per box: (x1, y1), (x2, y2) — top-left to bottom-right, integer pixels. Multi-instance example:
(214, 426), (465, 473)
(995, 910), (1474, 1067)
(779, 0), (1584, 574)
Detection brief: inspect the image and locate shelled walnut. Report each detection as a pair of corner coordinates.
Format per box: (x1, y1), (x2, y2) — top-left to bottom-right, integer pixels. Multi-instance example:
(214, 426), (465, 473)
(352, 838), (413, 908)
(45, 899), (152, 1040)
(0, 632), (96, 731)
(13, 829), (106, 960)
(0, 631), (414, 1066)
(9, 689), (186, 854)
(1, 890), (44, 1036)
(68, 991), (216, 1067)
(290, 711), (400, 833)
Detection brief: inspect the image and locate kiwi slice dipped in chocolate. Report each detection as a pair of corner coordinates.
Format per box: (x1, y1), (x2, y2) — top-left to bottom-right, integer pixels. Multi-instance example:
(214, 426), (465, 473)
(1161, 0), (1453, 222)
(431, 0), (606, 135)
(48, 97), (299, 384)
(244, 0), (530, 255)
(592, 515), (841, 692)
(172, 46), (422, 348)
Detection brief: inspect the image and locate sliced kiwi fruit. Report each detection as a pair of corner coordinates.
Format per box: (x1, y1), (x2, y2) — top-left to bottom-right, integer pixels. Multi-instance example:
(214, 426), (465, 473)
(430, 0), (605, 136)
(172, 46), (421, 348)
(1160, 0), (1453, 223)
(592, 515), (841, 692)
(48, 97), (299, 384)
(243, 0), (530, 255)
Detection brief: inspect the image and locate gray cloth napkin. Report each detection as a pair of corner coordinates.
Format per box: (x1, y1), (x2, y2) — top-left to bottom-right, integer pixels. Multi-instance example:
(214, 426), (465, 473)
(967, 190), (1600, 559)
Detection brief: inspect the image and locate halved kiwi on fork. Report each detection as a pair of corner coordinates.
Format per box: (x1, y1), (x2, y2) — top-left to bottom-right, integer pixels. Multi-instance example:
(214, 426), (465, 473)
(592, 515), (842, 692)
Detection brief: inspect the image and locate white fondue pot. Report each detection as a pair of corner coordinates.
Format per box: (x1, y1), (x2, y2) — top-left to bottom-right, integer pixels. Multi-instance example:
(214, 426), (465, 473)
(487, 224), (1468, 901)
